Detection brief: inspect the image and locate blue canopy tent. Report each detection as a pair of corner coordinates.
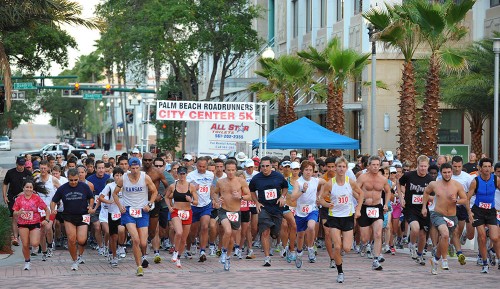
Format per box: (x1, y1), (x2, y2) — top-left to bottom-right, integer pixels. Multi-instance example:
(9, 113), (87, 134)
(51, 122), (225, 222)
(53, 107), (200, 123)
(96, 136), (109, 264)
(252, 117), (359, 150)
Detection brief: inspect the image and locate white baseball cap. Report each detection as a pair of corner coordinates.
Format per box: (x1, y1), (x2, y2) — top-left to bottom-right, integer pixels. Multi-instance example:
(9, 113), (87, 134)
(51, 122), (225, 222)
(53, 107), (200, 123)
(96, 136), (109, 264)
(132, 148), (140, 154)
(236, 152), (247, 162)
(243, 159), (254, 168)
(290, 162), (300, 170)
(183, 154), (193, 161)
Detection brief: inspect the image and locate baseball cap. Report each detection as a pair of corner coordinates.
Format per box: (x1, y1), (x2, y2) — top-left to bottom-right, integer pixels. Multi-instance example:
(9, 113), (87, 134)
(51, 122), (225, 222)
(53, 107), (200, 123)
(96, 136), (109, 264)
(389, 166), (397, 173)
(281, 161), (291, 167)
(290, 162), (300, 170)
(385, 151), (394, 161)
(236, 152), (247, 162)
(16, 157), (26, 165)
(89, 153), (95, 157)
(243, 159), (254, 168)
(128, 157), (141, 166)
(219, 155), (227, 161)
(132, 148), (140, 154)
(177, 166), (188, 174)
(81, 153), (88, 158)
(183, 154), (193, 161)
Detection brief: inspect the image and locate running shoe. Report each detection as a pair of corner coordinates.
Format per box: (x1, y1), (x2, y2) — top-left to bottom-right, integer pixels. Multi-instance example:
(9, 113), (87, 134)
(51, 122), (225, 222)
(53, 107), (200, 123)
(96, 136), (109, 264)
(246, 249), (255, 259)
(199, 251), (207, 262)
(263, 256), (271, 267)
(220, 251), (227, 264)
(286, 251), (296, 263)
(111, 257), (118, 267)
(416, 255), (425, 266)
(119, 246), (126, 259)
(209, 245), (216, 256)
(253, 240), (261, 248)
(308, 248), (316, 263)
(136, 266), (144, 276)
(360, 244), (366, 257)
(430, 257), (438, 275)
(383, 245), (391, 254)
(280, 246), (287, 258)
(171, 251), (179, 262)
(295, 251), (303, 268)
(460, 230), (467, 245)
(77, 255), (85, 264)
(236, 248), (242, 260)
(390, 247), (396, 255)
(47, 247), (53, 257)
(71, 262), (78, 271)
(176, 259), (182, 268)
(441, 259), (449, 270)
(11, 236), (19, 246)
(448, 245), (456, 257)
(457, 253), (466, 265)
(481, 265), (489, 274)
(23, 262), (31, 271)
(141, 255), (149, 268)
(330, 259), (336, 268)
(336, 273), (344, 283)
(153, 253), (162, 264)
(410, 246), (417, 260)
(378, 255), (385, 263)
(42, 253), (47, 261)
(476, 255), (483, 266)
(372, 259), (383, 270)
(184, 251), (193, 259)
(224, 257), (230, 271)
(488, 249), (496, 266)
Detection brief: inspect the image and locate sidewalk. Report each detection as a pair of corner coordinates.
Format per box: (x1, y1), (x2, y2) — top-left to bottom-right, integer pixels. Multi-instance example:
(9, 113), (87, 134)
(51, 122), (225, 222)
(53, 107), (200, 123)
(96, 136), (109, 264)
(0, 243), (497, 288)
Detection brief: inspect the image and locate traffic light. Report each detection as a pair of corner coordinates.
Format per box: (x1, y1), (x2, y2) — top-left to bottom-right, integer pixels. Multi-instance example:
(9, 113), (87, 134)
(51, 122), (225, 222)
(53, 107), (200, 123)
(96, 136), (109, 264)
(74, 83), (80, 95)
(105, 84), (111, 95)
(0, 85), (4, 114)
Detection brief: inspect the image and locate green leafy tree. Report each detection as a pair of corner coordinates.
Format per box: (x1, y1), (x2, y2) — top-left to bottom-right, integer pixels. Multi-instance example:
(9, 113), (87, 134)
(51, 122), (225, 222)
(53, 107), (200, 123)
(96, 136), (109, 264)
(298, 38), (369, 135)
(410, 0), (475, 156)
(155, 76), (183, 152)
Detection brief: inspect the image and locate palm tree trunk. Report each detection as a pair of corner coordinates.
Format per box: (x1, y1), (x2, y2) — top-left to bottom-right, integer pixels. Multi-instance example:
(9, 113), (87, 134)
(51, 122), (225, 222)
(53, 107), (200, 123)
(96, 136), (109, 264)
(277, 93), (287, 127)
(326, 81), (335, 132)
(286, 90), (297, 125)
(399, 61), (418, 166)
(469, 112), (484, 157)
(420, 53), (441, 157)
(0, 41), (12, 112)
(332, 85), (345, 135)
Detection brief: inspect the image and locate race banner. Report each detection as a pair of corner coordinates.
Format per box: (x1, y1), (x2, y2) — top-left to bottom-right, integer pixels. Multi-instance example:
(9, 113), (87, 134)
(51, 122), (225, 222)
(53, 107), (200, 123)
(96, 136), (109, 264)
(157, 100), (255, 122)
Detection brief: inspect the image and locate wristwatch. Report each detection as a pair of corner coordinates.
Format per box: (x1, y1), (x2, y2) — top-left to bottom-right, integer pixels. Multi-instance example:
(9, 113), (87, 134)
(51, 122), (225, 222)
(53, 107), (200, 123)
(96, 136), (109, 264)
(148, 203), (153, 208)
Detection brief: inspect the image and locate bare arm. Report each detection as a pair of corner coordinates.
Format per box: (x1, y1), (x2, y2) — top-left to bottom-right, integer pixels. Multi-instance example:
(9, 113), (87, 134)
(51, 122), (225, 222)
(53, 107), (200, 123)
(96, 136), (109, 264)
(456, 183), (468, 206)
(350, 180), (364, 216)
(318, 181), (332, 207)
(290, 180), (302, 202)
(241, 179), (252, 201)
(421, 182), (434, 217)
(112, 178), (124, 212)
(145, 175), (158, 206)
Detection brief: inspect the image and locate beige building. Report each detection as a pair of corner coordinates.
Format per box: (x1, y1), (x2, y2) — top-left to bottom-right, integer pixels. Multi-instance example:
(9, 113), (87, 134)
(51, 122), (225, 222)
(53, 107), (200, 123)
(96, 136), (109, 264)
(198, 0), (500, 159)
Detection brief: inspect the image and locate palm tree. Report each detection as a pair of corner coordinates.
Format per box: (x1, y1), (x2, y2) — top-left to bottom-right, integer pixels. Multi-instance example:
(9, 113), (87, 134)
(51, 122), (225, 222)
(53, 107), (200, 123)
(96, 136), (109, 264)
(363, 3), (421, 165)
(0, 0), (97, 112)
(249, 55), (315, 127)
(410, 0), (475, 156)
(298, 38), (370, 135)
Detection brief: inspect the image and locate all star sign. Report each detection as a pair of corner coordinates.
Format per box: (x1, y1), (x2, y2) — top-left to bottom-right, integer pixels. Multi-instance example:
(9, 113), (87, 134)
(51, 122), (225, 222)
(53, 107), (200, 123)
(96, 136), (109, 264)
(156, 100), (255, 122)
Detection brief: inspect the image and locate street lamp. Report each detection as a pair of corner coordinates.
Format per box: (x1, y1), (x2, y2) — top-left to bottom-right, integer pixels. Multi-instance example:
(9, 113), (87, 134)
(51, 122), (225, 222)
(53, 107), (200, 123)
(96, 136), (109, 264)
(262, 47), (275, 60)
(367, 23), (377, 156)
(493, 38), (500, 163)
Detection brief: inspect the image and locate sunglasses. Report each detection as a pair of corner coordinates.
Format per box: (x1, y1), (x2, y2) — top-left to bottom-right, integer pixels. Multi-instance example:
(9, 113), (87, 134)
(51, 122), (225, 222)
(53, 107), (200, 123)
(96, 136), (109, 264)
(391, 172), (397, 174)
(143, 159), (153, 162)
(261, 164), (270, 167)
(179, 172), (187, 175)
(154, 164), (163, 168)
(68, 178), (79, 182)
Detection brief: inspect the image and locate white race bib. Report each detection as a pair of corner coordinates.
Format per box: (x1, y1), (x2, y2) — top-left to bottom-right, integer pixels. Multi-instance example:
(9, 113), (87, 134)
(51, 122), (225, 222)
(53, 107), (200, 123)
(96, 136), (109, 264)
(264, 189), (277, 200)
(178, 210), (190, 221)
(82, 214), (91, 224)
(366, 207), (379, 219)
(248, 200), (256, 207)
(111, 213), (121, 221)
(199, 185), (209, 194)
(479, 202), (492, 210)
(20, 211), (33, 221)
(337, 195), (349, 205)
(443, 216), (455, 228)
(240, 200), (248, 207)
(129, 208), (142, 218)
(39, 209), (46, 217)
(226, 212), (239, 222)
(412, 194), (423, 205)
(296, 204), (313, 217)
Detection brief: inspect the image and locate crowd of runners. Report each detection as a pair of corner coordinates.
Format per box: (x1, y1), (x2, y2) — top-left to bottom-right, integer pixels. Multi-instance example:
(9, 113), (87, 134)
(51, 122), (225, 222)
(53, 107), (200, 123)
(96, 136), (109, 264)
(2, 149), (500, 282)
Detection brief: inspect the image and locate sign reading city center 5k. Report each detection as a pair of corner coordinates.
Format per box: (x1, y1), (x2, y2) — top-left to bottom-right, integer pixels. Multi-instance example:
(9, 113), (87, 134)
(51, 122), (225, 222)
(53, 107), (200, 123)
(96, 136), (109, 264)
(157, 101), (255, 122)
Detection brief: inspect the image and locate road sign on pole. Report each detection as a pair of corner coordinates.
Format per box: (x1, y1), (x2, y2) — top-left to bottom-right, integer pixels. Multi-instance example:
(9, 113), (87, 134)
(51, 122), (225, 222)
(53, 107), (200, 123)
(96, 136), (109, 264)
(11, 90), (25, 100)
(13, 82), (37, 90)
(83, 93), (103, 100)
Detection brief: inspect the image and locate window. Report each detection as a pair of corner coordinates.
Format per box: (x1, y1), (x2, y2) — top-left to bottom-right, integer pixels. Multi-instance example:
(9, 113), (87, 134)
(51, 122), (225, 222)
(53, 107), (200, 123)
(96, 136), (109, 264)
(320, 0), (327, 28)
(337, 0), (344, 22)
(354, 77), (362, 102)
(293, 0), (299, 38)
(438, 110), (463, 144)
(492, 0), (500, 7)
(354, 0), (362, 15)
(306, 0), (312, 33)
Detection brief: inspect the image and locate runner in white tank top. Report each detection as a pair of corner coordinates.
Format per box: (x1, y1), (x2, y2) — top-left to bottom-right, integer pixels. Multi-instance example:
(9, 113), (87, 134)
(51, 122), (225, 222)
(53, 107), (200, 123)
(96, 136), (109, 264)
(38, 161), (60, 260)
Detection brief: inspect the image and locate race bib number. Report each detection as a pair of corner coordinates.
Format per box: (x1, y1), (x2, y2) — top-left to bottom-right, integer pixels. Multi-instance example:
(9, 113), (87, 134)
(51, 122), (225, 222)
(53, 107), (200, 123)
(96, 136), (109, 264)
(337, 195), (349, 205)
(199, 185), (209, 194)
(240, 200), (248, 207)
(264, 189), (277, 200)
(111, 213), (121, 221)
(226, 212), (239, 222)
(412, 194), (423, 205)
(248, 201), (256, 207)
(443, 216), (455, 228)
(20, 211), (33, 221)
(82, 214), (91, 224)
(479, 202), (492, 209)
(296, 204), (313, 217)
(366, 207), (379, 219)
(39, 209), (46, 217)
(496, 210), (500, 222)
(178, 210), (190, 221)
(129, 208), (142, 218)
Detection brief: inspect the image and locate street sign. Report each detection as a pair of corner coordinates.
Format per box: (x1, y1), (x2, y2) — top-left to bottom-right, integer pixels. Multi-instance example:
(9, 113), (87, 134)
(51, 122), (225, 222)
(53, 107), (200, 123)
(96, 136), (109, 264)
(13, 82), (37, 90)
(438, 144), (469, 163)
(83, 93), (103, 100)
(11, 90), (25, 100)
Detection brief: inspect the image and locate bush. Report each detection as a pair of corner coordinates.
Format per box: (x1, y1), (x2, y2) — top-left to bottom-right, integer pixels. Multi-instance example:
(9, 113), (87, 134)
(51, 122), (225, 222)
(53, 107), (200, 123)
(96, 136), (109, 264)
(0, 206), (12, 250)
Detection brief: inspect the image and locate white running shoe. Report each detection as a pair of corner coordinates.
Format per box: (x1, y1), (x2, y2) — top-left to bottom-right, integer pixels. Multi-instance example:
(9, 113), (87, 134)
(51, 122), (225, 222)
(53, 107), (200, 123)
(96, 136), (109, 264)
(23, 262), (31, 271)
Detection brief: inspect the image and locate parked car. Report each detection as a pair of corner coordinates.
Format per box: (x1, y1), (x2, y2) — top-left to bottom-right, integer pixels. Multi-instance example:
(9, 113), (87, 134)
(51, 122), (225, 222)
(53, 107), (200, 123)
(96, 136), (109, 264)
(18, 143), (87, 159)
(74, 139), (96, 149)
(0, 135), (11, 151)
